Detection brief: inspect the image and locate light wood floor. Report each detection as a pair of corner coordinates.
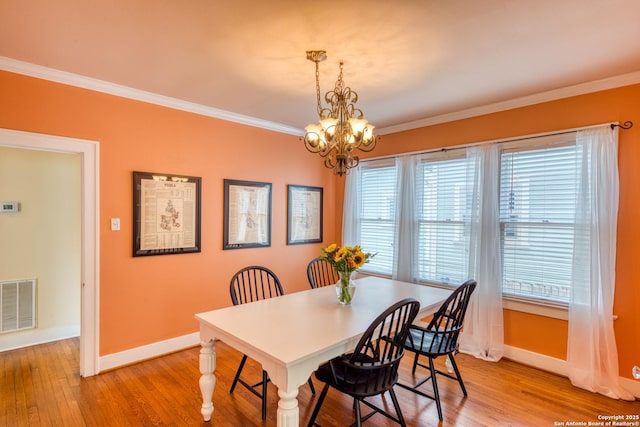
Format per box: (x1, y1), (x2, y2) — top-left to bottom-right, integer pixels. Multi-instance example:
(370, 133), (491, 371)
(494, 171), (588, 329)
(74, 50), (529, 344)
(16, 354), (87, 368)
(1, 338), (637, 426)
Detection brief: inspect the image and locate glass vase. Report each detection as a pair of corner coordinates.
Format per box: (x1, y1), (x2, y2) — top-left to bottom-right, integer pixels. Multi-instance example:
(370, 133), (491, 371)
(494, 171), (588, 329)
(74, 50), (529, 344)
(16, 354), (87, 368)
(336, 271), (356, 305)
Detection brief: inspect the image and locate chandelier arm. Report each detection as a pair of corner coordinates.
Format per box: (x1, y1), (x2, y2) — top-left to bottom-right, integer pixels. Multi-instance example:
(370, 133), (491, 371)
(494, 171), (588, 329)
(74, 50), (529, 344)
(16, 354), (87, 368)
(325, 156), (347, 176)
(346, 104), (357, 119)
(314, 147), (336, 158)
(327, 155), (359, 176)
(319, 107), (332, 119)
(355, 137), (378, 152)
(302, 136), (332, 156)
(302, 140), (324, 154)
(351, 107), (364, 119)
(324, 90), (339, 109)
(342, 87), (358, 104)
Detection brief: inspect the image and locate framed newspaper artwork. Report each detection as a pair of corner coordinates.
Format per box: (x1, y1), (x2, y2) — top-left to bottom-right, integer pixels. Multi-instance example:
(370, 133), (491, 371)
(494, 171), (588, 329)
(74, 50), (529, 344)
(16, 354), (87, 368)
(223, 179), (272, 250)
(287, 184), (323, 245)
(133, 171), (201, 257)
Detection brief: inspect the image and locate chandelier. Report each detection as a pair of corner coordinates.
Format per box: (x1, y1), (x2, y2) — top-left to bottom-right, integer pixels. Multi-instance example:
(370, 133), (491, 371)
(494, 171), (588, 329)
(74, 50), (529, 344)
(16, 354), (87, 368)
(302, 50), (378, 176)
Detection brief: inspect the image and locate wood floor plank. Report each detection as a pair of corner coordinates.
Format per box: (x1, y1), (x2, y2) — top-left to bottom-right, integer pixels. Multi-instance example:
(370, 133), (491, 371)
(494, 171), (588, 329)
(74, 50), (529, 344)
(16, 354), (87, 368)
(1, 338), (637, 426)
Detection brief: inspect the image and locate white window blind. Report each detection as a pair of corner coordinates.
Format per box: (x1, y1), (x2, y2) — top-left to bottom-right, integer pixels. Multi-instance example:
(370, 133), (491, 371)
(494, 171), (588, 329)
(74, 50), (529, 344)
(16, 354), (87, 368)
(359, 160), (397, 275)
(353, 131), (584, 305)
(500, 141), (577, 302)
(416, 154), (470, 285)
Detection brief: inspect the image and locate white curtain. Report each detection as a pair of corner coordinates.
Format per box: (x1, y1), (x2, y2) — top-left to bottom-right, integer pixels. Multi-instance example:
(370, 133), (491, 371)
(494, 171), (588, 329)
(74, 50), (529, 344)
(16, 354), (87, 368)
(567, 126), (633, 400)
(342, 166), (361, 247)
(459, 144), (504, 361)
(393, 156), (418, 282)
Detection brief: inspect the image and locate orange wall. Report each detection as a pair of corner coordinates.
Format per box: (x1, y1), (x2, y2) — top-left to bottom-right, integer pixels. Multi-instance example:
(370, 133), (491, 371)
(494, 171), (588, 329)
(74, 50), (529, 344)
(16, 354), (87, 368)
(2, 70), (638, 380)
(351, 84), (640, 379)
(0, 70), (340, 355)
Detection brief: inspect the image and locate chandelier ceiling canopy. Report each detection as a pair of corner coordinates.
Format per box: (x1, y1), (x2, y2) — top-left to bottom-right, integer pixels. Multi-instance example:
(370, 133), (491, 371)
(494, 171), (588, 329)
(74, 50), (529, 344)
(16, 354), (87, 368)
(302, 50), (378, 176)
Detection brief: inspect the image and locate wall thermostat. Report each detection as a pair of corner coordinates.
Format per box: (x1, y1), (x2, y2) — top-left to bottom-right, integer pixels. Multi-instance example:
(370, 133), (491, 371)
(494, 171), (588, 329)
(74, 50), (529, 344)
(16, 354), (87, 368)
(1, 201), (19, 213)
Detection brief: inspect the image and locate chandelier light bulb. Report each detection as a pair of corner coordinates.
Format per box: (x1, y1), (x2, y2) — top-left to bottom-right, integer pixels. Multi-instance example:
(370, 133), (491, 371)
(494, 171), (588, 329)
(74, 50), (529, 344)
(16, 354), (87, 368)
(363, 125), (375, 144)
(320, 117), (337, 130)
(349, 117), (367, 135)
(304, 124), (322, 148)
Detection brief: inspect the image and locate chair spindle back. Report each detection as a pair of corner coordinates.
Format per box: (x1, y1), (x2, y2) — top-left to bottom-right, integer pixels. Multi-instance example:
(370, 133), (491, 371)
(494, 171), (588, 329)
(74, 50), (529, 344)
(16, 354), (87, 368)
(230, 266), (284, 305)
(417, 279), (476, 354)
(307, 257), (340, 289)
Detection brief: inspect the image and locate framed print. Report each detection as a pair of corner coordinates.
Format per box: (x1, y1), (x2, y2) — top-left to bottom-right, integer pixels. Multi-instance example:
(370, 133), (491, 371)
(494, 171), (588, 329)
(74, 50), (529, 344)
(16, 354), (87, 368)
(287, 184), (323, 245)
(133, 171), (201, 257)
(223, 179), (272, 250)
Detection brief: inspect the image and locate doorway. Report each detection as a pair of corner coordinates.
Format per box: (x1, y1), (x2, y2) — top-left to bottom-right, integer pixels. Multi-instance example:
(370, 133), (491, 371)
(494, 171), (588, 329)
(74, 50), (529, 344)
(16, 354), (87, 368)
(0, 128), (99, 377)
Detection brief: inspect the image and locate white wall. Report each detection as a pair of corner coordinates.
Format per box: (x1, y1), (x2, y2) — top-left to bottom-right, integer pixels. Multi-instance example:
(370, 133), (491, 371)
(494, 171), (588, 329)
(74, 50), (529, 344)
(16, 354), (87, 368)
(0, 147), (81, 349)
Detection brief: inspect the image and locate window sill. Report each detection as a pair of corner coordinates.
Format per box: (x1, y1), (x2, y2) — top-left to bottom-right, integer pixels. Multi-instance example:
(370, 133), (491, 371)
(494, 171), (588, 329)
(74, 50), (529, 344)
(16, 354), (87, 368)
(357, 272), (569, 321)
(502, 296), (568, 320)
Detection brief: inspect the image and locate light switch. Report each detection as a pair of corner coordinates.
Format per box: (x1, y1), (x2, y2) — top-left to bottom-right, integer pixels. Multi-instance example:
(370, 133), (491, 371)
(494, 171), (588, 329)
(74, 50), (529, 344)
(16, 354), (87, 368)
(111, 218), (121, 231)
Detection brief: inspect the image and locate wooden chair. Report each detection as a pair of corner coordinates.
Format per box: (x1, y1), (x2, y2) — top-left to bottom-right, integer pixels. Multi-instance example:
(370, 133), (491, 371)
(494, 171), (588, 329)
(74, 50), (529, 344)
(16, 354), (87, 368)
(306, 257), (340, 289)
(397, 279), (477, 421)
(307, 298), (420, 427)
(228, 266), (315, 421)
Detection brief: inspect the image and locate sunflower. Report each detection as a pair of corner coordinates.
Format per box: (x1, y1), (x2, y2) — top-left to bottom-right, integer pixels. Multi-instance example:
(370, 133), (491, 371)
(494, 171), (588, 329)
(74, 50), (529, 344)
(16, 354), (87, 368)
(352, 250), (366, 268)
(319, 243), (375, 274)
(324, 243), (337, 253)
(334, 247), (349, 262)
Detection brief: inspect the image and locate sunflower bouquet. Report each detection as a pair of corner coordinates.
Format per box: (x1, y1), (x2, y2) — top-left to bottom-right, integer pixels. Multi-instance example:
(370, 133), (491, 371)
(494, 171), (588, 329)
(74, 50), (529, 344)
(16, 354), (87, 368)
(320, 244), (375, 304)
(320, 244), (374, 274)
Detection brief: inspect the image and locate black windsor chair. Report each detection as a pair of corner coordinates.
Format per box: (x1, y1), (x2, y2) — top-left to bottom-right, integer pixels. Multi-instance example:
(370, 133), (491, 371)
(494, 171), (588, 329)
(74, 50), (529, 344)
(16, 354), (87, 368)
(397, 279), (477, 421)
(228, 265), (316, 421)
(307, 298), (421, 427)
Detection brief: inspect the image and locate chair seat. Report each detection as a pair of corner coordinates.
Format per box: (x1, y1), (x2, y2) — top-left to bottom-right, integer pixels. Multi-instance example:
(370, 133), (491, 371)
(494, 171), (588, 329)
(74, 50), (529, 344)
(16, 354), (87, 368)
(405, 328), (458, 356)
(315, 354), (399, 398)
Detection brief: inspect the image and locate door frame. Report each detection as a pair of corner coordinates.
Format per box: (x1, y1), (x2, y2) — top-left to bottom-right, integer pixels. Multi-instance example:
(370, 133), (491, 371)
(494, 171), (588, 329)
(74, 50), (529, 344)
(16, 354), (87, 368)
(0, 128), (100, 376)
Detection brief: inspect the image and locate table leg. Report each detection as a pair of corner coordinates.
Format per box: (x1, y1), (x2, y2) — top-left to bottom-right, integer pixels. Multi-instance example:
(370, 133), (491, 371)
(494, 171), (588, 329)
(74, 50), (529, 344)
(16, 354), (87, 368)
(276, 388), (299, 427)
(199, 339), (216, 421)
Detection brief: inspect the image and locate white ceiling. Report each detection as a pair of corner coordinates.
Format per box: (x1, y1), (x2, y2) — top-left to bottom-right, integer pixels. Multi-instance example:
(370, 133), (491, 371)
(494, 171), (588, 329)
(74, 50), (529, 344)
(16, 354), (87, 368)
(1, 0), (640, 134)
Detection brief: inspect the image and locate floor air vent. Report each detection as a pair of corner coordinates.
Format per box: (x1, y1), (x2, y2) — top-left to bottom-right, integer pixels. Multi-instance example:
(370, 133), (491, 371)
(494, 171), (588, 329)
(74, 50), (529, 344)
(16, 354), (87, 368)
(1, 279), (36, 333)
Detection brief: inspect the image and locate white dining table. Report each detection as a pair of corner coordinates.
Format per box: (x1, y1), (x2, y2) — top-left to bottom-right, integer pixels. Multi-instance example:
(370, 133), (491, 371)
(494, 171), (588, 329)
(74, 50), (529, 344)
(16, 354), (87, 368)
(195, 275), (452, 427)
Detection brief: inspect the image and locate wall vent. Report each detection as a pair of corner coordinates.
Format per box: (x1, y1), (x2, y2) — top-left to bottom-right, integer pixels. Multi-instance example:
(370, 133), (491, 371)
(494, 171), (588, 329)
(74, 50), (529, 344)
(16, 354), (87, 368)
(1, 279), (36, 334)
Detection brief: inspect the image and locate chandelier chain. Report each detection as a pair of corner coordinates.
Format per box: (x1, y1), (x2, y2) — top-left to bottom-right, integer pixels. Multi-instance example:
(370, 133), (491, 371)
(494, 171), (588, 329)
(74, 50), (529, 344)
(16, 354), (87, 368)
(315, 59), (322, 116)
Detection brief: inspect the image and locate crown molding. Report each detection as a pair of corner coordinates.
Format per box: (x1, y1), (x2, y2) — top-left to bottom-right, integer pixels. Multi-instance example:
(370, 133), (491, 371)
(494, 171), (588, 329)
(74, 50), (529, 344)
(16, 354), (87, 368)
(378, 70), (640, 135)
(2, 56), (638, 137)
(0, 56), (302, 136)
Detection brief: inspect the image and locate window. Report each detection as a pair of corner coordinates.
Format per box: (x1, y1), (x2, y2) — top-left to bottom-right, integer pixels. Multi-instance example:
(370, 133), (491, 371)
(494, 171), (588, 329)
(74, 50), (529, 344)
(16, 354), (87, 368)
(350, 133), (584, 304)
(499, 140), (577, 303)
(358, 160), (397, 275)
(416, 154), (470, 285)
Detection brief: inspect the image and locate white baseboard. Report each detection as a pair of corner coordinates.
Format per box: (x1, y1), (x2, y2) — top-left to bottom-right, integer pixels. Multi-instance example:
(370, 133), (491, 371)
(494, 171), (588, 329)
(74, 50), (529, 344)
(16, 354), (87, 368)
(504, 345), (640, 398)
(0, 325), (80, 351)
(8, 330), (638, 399)
(99, 332), (200, 372)
(503, 344), (568, 376)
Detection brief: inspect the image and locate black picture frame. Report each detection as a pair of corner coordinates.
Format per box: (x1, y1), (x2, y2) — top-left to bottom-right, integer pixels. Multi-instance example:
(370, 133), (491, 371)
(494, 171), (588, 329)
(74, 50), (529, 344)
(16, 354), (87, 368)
(223, 179), (272, 250)
(287, 184), (323, 245)
(133, 171), (202, 257)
